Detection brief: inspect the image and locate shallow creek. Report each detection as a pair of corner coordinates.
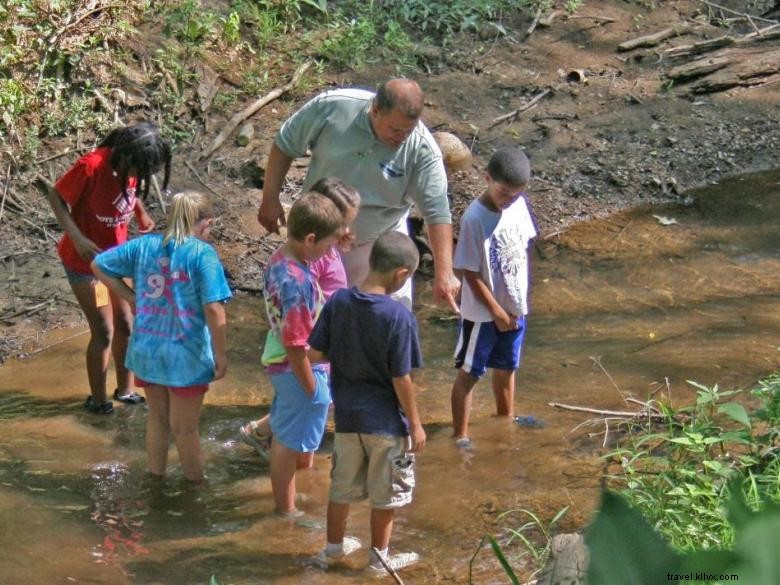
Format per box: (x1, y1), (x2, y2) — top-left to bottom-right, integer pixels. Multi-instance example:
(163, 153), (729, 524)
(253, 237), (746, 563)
(1, 169), (779, 584)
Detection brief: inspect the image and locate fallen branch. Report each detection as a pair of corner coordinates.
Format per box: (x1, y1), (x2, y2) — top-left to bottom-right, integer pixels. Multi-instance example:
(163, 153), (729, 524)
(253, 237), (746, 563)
(488, 89), (551, 129)
(664, 35), (735, 59)
(526, 7), (543, 38)
(567, 14), (616, 24)
(549, 401), (666, 419)
(617, 24), (693, 51)
(199, 60), (313, 160)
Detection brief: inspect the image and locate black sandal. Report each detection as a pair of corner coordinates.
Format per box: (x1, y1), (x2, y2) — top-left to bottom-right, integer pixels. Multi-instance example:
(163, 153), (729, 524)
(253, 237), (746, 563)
(113, 389), (146, 405)
(84, 395), (114, 414)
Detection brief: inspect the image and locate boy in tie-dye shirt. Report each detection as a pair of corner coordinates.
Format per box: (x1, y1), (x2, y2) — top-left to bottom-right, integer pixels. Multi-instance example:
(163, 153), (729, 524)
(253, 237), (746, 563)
(261, 192), (344, 516)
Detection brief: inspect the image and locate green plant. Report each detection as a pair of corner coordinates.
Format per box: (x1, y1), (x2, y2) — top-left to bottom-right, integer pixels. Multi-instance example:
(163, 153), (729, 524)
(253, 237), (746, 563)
(318, 16), (378, 70)
(498, 506), (570, 567)
(606, 378), (780, 551)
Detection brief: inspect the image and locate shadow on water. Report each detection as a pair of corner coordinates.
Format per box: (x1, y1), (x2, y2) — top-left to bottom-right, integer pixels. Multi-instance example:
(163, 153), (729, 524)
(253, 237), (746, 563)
(1, 169), (780, 583)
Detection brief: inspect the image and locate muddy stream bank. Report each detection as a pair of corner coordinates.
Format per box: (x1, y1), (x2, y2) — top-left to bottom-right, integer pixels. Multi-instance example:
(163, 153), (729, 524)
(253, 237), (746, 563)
(1, 169), (779, 584)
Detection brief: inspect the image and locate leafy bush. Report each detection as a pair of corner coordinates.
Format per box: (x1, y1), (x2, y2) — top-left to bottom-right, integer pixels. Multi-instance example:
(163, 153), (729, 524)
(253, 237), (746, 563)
(606, 378), (780, 550)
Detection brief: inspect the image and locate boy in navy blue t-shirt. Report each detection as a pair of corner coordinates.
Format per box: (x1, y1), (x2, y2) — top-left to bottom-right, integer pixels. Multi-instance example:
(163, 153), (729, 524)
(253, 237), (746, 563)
(309, 231), (425, 573)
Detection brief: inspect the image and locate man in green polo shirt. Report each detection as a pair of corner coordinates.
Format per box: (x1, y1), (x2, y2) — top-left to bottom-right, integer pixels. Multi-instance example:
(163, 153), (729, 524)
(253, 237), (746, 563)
(256, 78), (460, 311)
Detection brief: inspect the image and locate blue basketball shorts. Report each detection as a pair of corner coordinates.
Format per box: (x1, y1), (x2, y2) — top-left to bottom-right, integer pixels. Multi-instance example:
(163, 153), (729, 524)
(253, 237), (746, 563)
(454, 317), (526, 379)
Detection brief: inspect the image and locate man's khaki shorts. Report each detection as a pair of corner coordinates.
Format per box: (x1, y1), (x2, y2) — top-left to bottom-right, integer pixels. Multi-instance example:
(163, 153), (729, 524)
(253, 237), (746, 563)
(329, 432), (415, 509)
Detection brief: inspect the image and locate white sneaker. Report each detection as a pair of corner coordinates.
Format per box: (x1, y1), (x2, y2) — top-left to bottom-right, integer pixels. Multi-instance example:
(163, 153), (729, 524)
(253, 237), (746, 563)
(369, 550), (420, 573)
(312, 536), (362, 567)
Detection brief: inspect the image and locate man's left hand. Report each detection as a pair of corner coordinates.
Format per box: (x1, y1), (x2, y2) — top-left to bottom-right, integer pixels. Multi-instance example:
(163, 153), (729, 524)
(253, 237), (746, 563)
(433, 271), (460, 313)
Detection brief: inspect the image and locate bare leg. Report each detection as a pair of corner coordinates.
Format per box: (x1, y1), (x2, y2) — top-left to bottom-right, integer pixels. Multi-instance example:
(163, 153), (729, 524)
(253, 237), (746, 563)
(169, 391), (206, 482)
(144, 385), (171, 477)
(492, 369), (515, 417)
(326, 501), (350, 544)
(110, 289), (133, 396)
(270, 437), (299, 514)
(451, 368), (479, 439)
(296, 451), (314, 470)
(370, 508), (395, 551)
(70, 279), (113, 404)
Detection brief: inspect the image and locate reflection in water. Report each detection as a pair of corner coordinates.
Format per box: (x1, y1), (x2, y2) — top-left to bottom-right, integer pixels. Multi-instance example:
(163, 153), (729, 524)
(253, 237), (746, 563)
(1, 170), (779, 583)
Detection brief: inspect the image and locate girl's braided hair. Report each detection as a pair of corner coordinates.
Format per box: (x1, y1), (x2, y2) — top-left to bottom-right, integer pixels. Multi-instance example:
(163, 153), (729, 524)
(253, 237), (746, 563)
(99, 122), (172, 201)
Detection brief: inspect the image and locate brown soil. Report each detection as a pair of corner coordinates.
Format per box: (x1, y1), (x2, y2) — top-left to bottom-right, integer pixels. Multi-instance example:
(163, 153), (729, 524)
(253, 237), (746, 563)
(2, 0), (779, 362)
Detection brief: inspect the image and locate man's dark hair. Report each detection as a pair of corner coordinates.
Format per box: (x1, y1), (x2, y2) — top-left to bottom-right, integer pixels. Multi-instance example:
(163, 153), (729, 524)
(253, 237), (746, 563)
(487, 146), (531, 187)
(369, 231), (420, 274)
(100, 122), (172, 202)
(374, 79), (424, 119)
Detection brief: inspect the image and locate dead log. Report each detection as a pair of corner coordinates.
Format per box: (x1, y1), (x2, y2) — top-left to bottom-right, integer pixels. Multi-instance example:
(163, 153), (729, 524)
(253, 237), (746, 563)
(664, 35), (735, 59)
(617, 24), (693, 51)
(535, 533), (588, 585)
(667, 53), (733, 81)
(686, 47), (780, 92)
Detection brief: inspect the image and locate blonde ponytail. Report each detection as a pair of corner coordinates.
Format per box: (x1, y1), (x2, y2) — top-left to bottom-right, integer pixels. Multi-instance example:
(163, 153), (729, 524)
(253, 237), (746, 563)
(163, 191), (213, 245)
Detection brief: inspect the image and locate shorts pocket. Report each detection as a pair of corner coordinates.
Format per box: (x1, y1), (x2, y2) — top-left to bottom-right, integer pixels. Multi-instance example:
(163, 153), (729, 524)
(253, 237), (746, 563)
(390, 453), (416, 497)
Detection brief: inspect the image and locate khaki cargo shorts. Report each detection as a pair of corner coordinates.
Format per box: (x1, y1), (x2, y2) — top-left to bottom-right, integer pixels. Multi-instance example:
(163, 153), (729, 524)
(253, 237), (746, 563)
(329, 432), (415, 509)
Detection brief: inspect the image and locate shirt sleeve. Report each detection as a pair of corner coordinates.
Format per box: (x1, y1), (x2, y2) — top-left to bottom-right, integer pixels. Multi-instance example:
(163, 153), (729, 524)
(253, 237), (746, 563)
(196, 245), (232, 305)
(388, 312), (423, 378)
(409, 139), (451, 225)
(278, 279), (316, 349)
(453, 210), (483, 273)
(275, 94), (330, 159)
(55, 157), (95, 207)
(94, 239), (137, 279)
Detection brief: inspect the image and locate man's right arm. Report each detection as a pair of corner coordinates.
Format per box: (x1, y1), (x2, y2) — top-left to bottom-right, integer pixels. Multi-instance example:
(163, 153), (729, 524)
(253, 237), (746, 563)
(257, 142), (294, 234)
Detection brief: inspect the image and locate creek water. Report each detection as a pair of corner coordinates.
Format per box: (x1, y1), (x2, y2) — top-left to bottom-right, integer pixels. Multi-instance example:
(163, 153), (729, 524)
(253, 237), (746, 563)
(1, 170), (779, 584)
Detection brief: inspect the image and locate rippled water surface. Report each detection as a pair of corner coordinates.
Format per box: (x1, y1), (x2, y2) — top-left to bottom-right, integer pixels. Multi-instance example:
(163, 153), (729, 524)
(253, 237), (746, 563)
(1, 170), (779, 584)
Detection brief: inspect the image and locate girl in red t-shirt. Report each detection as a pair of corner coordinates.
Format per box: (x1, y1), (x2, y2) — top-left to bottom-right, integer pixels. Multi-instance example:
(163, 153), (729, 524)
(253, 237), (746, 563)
(35, 122), (172, 414)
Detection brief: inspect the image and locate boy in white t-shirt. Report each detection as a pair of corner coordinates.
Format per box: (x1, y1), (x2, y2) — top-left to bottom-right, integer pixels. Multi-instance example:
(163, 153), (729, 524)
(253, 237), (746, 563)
(450, 147), (536, 448)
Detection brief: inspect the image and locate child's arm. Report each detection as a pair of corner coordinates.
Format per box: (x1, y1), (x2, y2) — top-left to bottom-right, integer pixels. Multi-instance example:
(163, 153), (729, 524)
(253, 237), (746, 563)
(134, 198), (155, 233)
(392, 374), (426, 453)
(35, 175), (101, 261)
(205, 301), (228, 380)
(462, 270), (517, 332)
(287, 346), (316, 396)
(91, 261), (135, 306)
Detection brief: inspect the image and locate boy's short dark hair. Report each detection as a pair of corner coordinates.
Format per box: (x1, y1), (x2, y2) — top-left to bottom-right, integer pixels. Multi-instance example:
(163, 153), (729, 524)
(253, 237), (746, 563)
(369, 231), (420, 274)
(487, 147), (531, 186)
(287, 192), (343, 242)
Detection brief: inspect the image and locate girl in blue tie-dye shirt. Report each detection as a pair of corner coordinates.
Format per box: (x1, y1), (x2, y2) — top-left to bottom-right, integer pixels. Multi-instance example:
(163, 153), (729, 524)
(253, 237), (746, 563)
(92, 191), (231, 483)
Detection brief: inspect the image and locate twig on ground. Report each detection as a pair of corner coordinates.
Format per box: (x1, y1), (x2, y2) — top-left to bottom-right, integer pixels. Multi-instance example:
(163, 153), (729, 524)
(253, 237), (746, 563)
(0, 164), (11, 223)
(701, 1), (778, 25)
(184, 160), (221, 198)
(589, 355), (628, 405)
(549, 402), (661, 418)
(370, 547), (405, 585)
(488, 89), (551, 129)
(24, 330), (89, 358)
(200, 60), (313, 159)
(1, 298), (57, 323)
(35, 149), (72, 165)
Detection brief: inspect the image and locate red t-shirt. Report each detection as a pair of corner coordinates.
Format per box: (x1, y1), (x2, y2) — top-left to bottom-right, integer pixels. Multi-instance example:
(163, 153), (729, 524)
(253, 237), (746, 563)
(55, 147), (138, 273)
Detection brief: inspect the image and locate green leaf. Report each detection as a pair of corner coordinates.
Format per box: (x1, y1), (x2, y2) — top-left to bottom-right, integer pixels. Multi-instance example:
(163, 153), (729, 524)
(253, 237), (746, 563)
(586, 491), (683, 585)
(718, 402), (751, 429)
(730, 504), (780, 582)
(486, 535), (520, 585)
(210, 577), (219, 585)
